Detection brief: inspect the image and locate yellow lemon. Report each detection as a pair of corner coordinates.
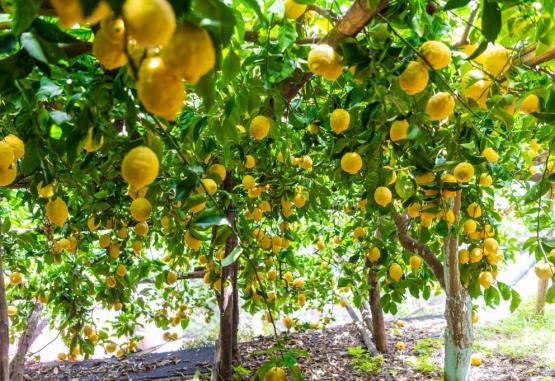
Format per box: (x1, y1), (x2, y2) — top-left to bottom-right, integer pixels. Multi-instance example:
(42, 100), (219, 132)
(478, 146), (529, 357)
(330, 109), (350, 134)
(284, 0), (306, 19)
(467, 202), (482, 218)
(399, 61), (429, 95)
(3, 134), (24, 160)
(121, 146), (160, 190)
(242, 175), (256, 189)
(166, 271), (178, 285)
(208, 164), (226, 181)
(46, 198), (69, 227)
(477, 44), (511, 77)
(123, 0), (176, 47)
(244, 155), (256, 169)
(161, 23), (215, 84)
(478, 271), (493, 288)
(137, 57), (184, 120)
(453, 162), (475, 183)
(463, 219), (477, 235)
(534, 260), (554, 280)
(459, 249), (469, 264)
(106, 276), (117, 288)
(367, 247), (381, 262)
(0, 165), (16, 186)
(130, 197), (152, 222)
(264, 367), (287, 381)
(184, 231), (201, 250)
(518, 94), (540, 114)
(481, 148), (498, 163)
(419, 40), (451, 70)
(374, 186), (392, 207)
(250, 116), (271, 140)
(407, 202), (420, 218)
(132, 240), (143, 253)
(134, 222), (149, 236)
(470, 248), (483, 263)
(340, 152), (363, 174)
(389, 263), (403, 282)
(409, 255), (423, 270)
(0, 141), (14, 168)
(479, 173), (493, 187)
(199, 178), (218, 195)
(51, 0), (110, 27)
(7, 305), (17, 317)
(470, 354), (482, 366)
(116, 264), (127, 277)
(293, 278), (304, 288)
(390, 120), (409, 142)
(307, 44), (343, 81)
(415, 172), (435, 185)
(426, 92), (455, 121)
(462, 70), (490, 109)
(92, 25), (128, 70)
(395, 341), (406, 350)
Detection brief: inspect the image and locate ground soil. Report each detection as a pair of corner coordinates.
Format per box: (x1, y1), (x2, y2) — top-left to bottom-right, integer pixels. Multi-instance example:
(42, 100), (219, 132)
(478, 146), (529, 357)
(24, 317), (555, 380)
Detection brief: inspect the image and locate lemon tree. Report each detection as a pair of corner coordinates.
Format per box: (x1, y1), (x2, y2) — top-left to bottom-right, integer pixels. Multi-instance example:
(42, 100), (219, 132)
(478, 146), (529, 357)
(0, 1), (554, 381)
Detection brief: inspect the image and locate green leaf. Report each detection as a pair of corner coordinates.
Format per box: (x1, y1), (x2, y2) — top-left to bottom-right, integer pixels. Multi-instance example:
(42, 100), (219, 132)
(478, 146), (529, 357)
(444, 0), (471, 11)
(238, 0), (267, 25)
(36, 77), (62, 100)
(278, 22), (297, 50)
(467, 40), (488, 61)
(546, 284), (555, 304)
(510, 290), (521, 312)
(194, 214), (230, 229)
(222, 49), (241, 85)
(496, 282), (511, 300)
(12, 0), (41, 35)
(20, 32), (48, 63)
(221, 246), (242, 267)
(1, 217), (11, 233)
(482, 2), (501, 42)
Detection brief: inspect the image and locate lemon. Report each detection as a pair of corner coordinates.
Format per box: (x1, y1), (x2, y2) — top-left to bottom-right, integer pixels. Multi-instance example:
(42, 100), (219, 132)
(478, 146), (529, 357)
(478, 271), (493, 288)
(132, 240), (143, 253)
(92, 26), (128, 70)
(117, 227), (128, 240)
(244, 155), (256, 169)
(472, 310), (479, 324)
(293, 278), (304, 288)
(462, 70), (490, 109)
(440, 174), (457, 198)
(297, 293), (306, 306)
(105, 342), (117, 353)
(116, 264), (127, 277)
(374, 186), (392, 207)
(419, 41), (451, 70)
(0, 165), (16, 186)
(134, 222), (149, 236)
(3, 134), (24, 159)
(470, 354), (482, 366)
(83, 127), (105, 152)
(389, 120), (409, 142)
(479, 173), (493, 187)
(477, 44), (511, 77)
(242, 175), (256, 189)
(99, 234), (110, 248)
(367, 247), (381, 262)
(407, 202), (420, 218)
(389, 263), (403, 281)
(535, 260), (554, 280)
(307, 44), (343, 81)
(51, 0), (110, 27)
(184, 231), (201, 250)
(353, 226), (365, 239)
(208, 164), (226, 181)
(264, 367), (287, 381)
(463, 219), (477, 234)
(106, 276), (117, 288)
(518, 94), (540, 114)
(467, 202), (482, 218)
(121, 146), (160, 189)
(130, 197), (152, 222)
(481, 148), (498, 163)
(453, 162), (474, 182)
(161, 23), (216, 84)
(415, 172), (435, 185)
(123, 0), (176, 47)
(46, 198), (69, 227)
(284, 0), (306, 19)
(10, 272), (22, 285)
(426, 92), (455, 121)
(330, 109), (350, 134)
(470, 248), (483, 263)
(109, 243), (121, 259)
(459, 249), (470, 264)
(340, 152), (363, 174)
(250, 116), (271, 140)
(137, 57), (184, 120)
(294, 193), (306, 208)
(36, 181), (55, 198)
(7, 305), (17, 317)
(399, 61), (429, 95)
(409, 255), (423, 270)
(0, 141), (14, 168)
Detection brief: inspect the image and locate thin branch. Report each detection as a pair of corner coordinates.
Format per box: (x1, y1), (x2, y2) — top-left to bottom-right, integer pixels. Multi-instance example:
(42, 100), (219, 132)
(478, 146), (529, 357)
(455, 6), (479, 47)
(307, 4), (339, 21)
(393, 212), (445, 289)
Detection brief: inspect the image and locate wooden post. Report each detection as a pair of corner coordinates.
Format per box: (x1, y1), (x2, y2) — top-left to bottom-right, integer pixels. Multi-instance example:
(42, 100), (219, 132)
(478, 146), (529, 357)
(443, 192), (472, 381)
(368, 269), (387, 353)
(0, 250), (10, 381)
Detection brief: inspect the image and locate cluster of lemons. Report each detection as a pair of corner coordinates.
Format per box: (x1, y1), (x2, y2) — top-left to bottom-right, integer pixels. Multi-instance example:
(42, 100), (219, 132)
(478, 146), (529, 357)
(0, 134), (24, 186)
(51, 0), (216, 121)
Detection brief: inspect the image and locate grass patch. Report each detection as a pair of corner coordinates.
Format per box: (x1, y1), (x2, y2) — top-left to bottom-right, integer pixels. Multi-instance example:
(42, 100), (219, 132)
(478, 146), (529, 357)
(406, 338), (442, 373)
(347, 346), (384, 375)
(474, 299), (555, 363)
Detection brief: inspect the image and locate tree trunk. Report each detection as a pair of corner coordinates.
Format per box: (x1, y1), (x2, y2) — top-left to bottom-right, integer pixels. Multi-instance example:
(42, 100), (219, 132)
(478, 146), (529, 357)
(10, 303), (44, 381)
(231, 260), (239, 362)
(341, 297), (376, 354)
(0, 252), (10, 381)
(368, 269), (387, 353)
(216, 175), (238, 381)
(443, 192), (472, 381)
(536, 278), (549, 315)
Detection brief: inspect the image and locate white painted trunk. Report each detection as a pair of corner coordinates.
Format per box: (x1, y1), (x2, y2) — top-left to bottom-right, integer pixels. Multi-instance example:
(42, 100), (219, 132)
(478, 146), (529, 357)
(444, 293), (473, 381)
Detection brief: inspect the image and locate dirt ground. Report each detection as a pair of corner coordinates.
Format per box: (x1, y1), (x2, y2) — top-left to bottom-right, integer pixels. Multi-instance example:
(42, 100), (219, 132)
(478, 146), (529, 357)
(24, 318), (555, 380)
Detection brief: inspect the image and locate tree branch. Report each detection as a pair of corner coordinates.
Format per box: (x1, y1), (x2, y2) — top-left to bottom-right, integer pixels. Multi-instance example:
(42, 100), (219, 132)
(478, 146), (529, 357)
(454, 6), (478, 47)
(9, 303), (43, 381)
(307, 4), (339, 21)
(341, 296), (376, 354)
(393, 212), (445, 289)
(521, 44), (555, 67)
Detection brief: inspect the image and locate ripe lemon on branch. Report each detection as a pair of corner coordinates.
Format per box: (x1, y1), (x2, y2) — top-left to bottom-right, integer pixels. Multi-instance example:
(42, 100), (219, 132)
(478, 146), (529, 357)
(462, 70), (491, 109)
(419, 41), (451, 70)
(161, 23), (216, 85)
(121, 146), (160, 190)
(46, 198), (69, 227)
(130, 198), (152, 222)
(263, 367), (287, 381)
(0, 165), (16, 187)
(330, 109), (350, 134)
(518, 94), (540, 114)
(475, 44), (511, 77)
(123, 0), (176, 47)
(453, 162), (474, 183)
(137, 57), (184, 121)
(307, 44), (343, 81)
(374, 186), (392, 207)
(51, 0), (110, 27)
(389, 263), (403, 282)
(250, 116), (271, 140)
(284, 0), (307, 19)
(340, 152), (362, 174)
(399, 61), (428, 95)
(535, 260), (554, 280)
(389, 120), (409, 142)
(3, 134), (24, 160)
(426, 92), (455, 121)
(93, 17), (128, 70)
